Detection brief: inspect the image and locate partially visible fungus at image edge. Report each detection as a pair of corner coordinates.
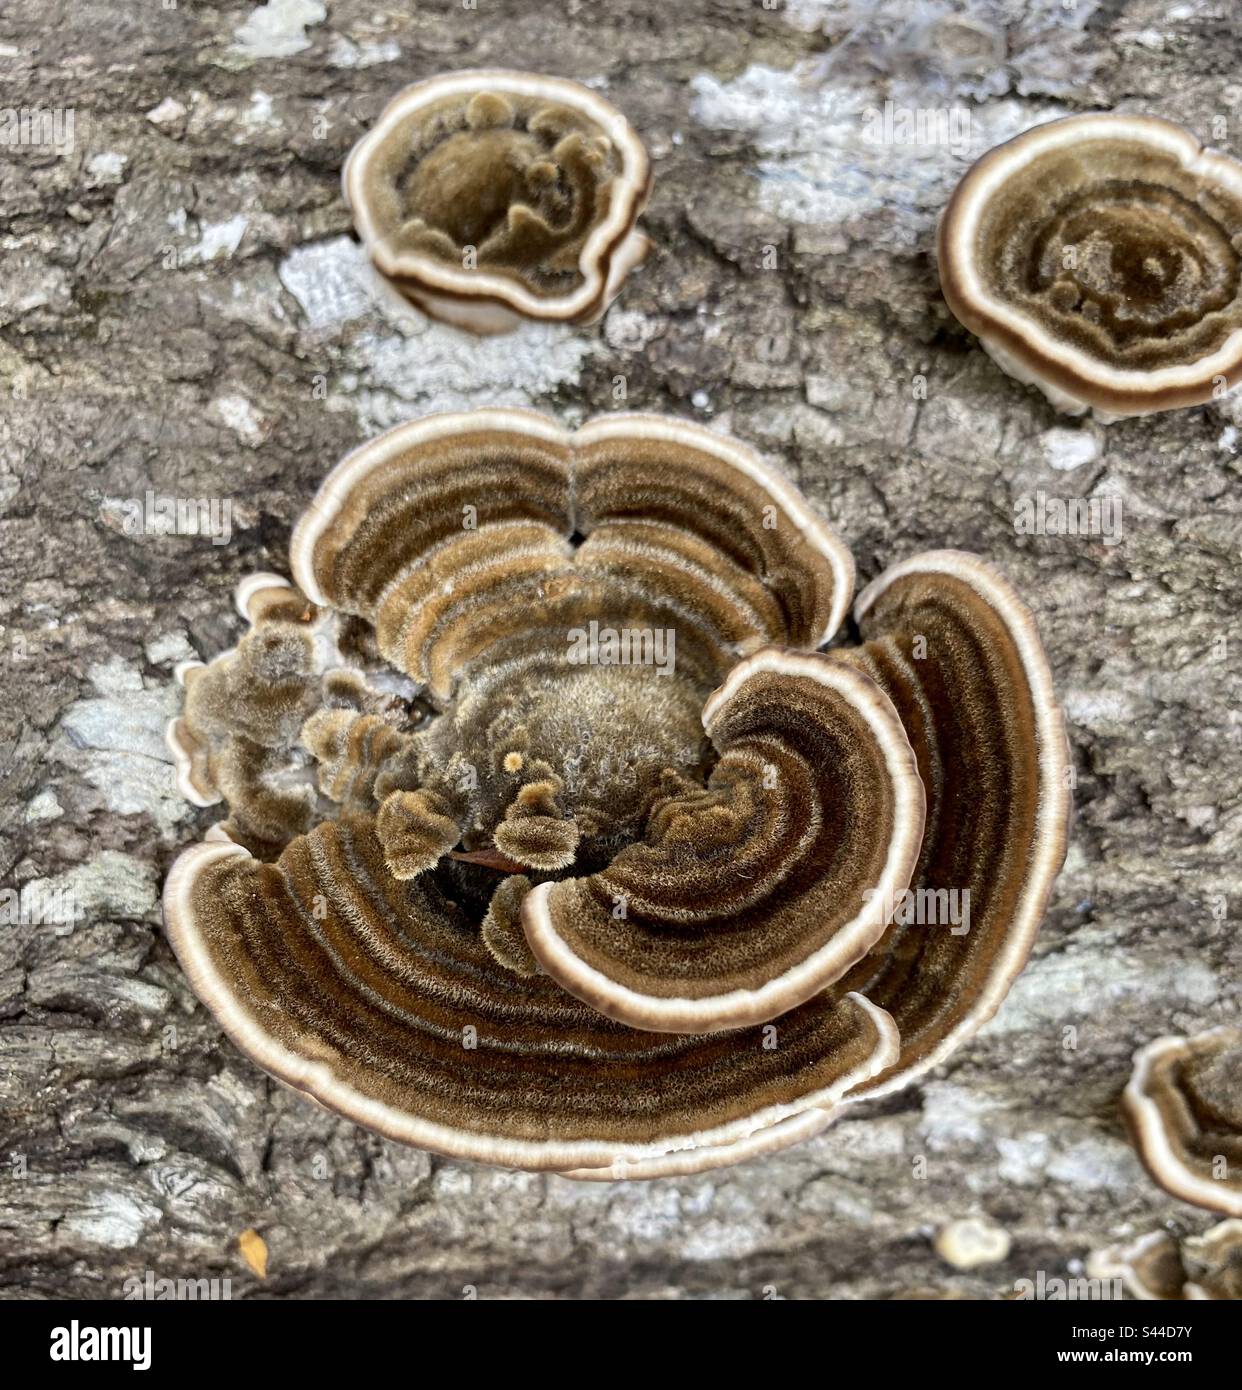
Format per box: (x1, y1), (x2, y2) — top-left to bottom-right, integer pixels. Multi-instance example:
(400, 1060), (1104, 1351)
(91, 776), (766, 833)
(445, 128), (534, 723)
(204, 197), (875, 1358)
(1123, 1026), (1242, 1216)
(1088, 1221), (1242, 1301)
(344, 70), (652, 334)
(939, 114), (1242, 419)
(163, 408), (1070, 1180)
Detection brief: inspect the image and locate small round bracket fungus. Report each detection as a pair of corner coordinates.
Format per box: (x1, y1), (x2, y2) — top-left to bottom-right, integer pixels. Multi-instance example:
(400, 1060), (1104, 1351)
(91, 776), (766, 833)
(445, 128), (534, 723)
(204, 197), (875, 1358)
(940, 114), (1242, 418)
(1182, 1221), (1242, 1300)
(1087, 1230), (1188, 1302)
(522, 650), (925, 1033)
(1123, 1026), (1242, 1216)
(344, 70), (652, 334)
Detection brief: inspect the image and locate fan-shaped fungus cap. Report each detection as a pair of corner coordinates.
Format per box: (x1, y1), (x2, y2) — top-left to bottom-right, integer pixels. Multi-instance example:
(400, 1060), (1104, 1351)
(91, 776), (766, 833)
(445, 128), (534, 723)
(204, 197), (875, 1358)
(164, 411), (1068, 1177)
(940, 114), (1242, 418)
(163, 822), (899, 1172)
(524, 649), (924, 1032)
(832, 550), (1071, 1096)
(289, 409), (854, 702)
(344, 70), (652, 334)
(1123, 1026), (1242, 1216)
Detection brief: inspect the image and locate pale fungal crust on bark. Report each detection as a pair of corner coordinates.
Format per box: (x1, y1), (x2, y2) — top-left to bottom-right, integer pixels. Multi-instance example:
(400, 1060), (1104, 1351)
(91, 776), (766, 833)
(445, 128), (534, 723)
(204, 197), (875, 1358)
(833, 550), (1072, 1097)
(939, 114), (1242, 419)
(523, 650), (926, 1032)
(163, 410), (1068, 1178)
(1123, 1026), (1242, 1216)
(344, 70), (652, 334)
(1088, 1221), (1242, 1300)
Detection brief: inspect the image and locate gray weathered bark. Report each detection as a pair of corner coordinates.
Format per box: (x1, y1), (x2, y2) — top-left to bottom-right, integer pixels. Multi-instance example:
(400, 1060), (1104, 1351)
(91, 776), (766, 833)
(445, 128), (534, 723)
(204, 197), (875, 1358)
(1, 0), (1239, 1299)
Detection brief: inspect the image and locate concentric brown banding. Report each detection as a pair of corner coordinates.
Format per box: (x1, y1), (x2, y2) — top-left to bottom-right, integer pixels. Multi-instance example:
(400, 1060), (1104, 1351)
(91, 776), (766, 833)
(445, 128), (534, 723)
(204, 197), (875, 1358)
(166, 411), (1070, 1178)
(574, 415), (853, 649)
(834, 550), (1070, 1094)
(289, 411), (855, 699)
(522, 650), (924, 1033)
(291, 415), (574, 614)
(940, 114), (1242, 416)
(163, 817), (897, 1172)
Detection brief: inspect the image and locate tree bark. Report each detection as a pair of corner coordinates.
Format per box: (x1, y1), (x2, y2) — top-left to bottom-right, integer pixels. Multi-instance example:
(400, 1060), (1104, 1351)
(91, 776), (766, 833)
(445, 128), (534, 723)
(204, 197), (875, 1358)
(1, 0), (1239, 1299)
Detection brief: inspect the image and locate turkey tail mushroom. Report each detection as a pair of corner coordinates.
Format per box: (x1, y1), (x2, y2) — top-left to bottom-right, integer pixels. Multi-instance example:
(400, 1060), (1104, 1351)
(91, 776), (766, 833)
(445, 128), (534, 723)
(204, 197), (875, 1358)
(344, 71), (652, 334)
(939, 114), (1242, 419)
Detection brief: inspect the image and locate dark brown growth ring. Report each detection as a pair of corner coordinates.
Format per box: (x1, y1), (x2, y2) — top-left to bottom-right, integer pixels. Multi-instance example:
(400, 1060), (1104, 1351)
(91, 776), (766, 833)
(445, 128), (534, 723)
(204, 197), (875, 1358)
(940, 114), (1242, 418)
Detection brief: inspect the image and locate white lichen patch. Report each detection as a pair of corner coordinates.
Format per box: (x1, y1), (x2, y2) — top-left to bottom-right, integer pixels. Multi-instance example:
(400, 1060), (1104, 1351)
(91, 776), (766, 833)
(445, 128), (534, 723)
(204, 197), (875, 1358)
(343, 322), (593, 433)
(277, 236), (597, 428)
(20, 851), (159, 926)
(604, 306), (662, 352)
(983, 935), (1219, 1035)
(1041, 426), (1100, 472)
(231, 0), (326, 61)
(277, 236), (375, 329)
(918, 1082), (1002, 1151)
(1046, 1135), (1145, 1192)
(84, 152), (127, 187)
(59, 1189), (163, 1250)
(1061, 686), (1139, 732)
(277, 236), (594, 428)
(212, 392), (271, 447)
(146, 97), (187, 127)
(54, 658), (191, 834)
(24, 789), (64, 822)
(996, 1131), (1053, 1185)
(144, 630), (198, 668)
(689, 66), (1070, 250)
(326, 33), (400, 68)
(186, 215), (248, 264)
